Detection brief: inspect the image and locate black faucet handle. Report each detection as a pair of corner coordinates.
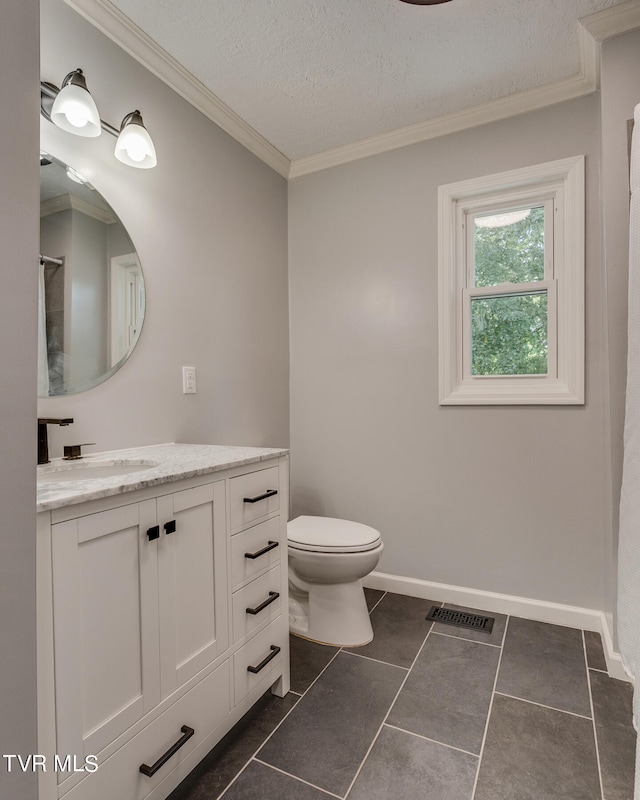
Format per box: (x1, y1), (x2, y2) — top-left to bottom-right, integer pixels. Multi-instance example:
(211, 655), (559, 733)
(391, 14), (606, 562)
(37, 418), (74, 426)
(63, 443), (96, 461)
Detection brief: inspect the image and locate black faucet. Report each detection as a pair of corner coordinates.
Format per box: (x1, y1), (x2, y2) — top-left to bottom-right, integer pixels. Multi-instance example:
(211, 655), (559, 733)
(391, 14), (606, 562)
(38, 418), (74, 465)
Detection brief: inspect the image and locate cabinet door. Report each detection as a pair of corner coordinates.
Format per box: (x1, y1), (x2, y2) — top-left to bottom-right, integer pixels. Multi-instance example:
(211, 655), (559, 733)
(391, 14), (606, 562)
(157, 482), (228, 698)
(51, 501), (160, 761)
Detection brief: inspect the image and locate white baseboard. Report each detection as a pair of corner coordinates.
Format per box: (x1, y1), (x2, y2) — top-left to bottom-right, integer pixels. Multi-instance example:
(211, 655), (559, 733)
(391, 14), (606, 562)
(364, 571), (631, 683)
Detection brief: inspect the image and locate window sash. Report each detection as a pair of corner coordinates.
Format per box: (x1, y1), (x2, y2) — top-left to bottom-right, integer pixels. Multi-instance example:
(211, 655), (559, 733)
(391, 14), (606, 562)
(465, 198), (555, 289)
(462, 280), (558, 380)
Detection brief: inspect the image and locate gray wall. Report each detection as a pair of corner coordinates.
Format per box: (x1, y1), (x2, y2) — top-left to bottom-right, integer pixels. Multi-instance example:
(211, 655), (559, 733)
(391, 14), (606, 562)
(68, 210), (109, 387)
(107, 219), (135, 261)
(289, 94), (608, 610)
(38, 0), (290, 455)
(40, 209), (71, 393)
(599, 29), (640, 641)
(40, 208), (109, 389)
(0, 2), (39, 798)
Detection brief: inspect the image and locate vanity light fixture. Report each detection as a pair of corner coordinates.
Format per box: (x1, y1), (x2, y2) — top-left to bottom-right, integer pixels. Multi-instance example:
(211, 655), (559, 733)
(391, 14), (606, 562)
(41, 69), (157, 169)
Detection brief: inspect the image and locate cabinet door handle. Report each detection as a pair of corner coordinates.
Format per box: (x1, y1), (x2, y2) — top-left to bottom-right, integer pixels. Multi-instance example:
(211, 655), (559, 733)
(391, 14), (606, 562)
(164, 520), (176, 535)
(139, 725), (194, 777)
(247, 644), (281, 674)
(244, 540), (279, 560)
(246, 591), (280, 616)
(243, 489), (278, 504)
(147, 525), (160, 542)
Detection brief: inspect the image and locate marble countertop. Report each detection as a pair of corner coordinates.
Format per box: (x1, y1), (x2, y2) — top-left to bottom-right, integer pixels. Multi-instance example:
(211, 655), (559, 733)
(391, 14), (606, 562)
(37, 442), (289, 512)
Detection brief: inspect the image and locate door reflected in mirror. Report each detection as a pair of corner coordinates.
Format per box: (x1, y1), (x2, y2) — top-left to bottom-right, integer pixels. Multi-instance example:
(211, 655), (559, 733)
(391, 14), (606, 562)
(39, 154), (145, 396)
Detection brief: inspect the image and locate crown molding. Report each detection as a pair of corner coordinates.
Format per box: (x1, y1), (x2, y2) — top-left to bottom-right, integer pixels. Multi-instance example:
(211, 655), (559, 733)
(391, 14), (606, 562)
(40, 193), (116, 223)
(580, 0), (640, 42)
(62, 0), (640, 180)
(290, 28), (598, 178)
(62, 0), (291, 178)
(289, 62), (597, 178)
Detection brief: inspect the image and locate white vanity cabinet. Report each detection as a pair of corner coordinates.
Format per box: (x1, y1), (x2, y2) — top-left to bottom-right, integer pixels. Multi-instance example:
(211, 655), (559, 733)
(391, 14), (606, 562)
(37, 449), (289, 800)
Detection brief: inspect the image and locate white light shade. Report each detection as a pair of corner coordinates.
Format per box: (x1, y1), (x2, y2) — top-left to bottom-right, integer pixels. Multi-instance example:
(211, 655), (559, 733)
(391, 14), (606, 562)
(50, 83), (101, 138)
(114, 113), (157, 169)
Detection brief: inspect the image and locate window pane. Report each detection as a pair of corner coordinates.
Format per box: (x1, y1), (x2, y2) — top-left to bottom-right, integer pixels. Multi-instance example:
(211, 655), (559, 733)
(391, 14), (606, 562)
(474, 206), (545, 287)
(471, 292), (548, 375)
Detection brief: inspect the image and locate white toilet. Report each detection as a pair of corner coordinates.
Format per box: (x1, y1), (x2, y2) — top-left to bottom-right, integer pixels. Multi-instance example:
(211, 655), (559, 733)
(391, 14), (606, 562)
(287, 515), (384, 647)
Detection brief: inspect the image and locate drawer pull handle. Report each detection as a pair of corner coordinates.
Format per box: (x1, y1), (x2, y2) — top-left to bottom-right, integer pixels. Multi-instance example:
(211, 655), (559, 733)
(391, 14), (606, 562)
(246, 591), (280, 616)
(139, 725), (194, 777)
(243, 489), (278, 504)
(247, 644), (281, 674)
(147, 525), (160, 542)
(164, 519), (176, 535)
(244, 540), (279, 560)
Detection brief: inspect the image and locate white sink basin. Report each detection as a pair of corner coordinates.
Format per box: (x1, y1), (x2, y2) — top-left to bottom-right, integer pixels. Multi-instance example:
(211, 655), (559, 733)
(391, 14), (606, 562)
(38, 459), (159, 484)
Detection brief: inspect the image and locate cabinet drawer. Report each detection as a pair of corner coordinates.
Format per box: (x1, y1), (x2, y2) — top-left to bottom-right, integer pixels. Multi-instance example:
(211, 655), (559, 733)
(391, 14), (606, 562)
(233, 618), (285, 705)
(229, 467), (279, 531)
(231, 517), (282, 590)
(60, 661), (230, 800)
(232, 565), (282, 643)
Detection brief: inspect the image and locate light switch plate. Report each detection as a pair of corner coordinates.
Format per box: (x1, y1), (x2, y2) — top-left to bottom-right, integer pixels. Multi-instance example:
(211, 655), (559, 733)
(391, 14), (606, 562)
(182, 366), (197, 394)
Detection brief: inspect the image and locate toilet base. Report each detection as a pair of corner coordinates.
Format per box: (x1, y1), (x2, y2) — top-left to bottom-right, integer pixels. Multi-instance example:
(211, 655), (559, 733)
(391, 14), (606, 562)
(288, 580), (373, 647)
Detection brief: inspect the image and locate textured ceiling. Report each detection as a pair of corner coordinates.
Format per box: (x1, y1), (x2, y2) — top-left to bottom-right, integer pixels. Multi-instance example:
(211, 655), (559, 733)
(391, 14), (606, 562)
(104, 0), (628, 161)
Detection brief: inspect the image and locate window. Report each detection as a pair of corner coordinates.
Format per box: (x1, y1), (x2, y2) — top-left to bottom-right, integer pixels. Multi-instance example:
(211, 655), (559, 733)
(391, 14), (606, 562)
(438, 156), (584, 404)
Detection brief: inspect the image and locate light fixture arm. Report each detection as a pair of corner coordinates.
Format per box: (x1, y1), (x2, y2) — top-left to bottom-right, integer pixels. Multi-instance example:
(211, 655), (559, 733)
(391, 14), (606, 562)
(118, 110), (144, 131)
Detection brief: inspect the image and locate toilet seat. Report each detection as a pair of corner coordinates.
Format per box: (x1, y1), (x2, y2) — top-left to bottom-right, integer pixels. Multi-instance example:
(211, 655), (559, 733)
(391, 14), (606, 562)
(288, 515), (382, 554)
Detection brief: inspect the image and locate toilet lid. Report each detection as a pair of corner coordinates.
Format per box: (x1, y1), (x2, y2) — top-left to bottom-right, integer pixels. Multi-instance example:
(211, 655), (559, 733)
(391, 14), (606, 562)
(287, 515), (382, 553)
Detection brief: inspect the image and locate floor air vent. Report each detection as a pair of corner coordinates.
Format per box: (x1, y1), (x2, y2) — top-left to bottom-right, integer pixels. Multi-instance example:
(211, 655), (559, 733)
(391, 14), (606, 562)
(426, 606), (495, 634)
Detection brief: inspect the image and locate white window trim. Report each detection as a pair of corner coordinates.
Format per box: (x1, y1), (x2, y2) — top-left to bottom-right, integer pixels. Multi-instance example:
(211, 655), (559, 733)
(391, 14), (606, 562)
(438, 155), (584, 405)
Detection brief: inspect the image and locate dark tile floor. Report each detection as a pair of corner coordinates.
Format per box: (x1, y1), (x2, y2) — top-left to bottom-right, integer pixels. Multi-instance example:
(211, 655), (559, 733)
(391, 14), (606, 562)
(170, 590), (637, 800)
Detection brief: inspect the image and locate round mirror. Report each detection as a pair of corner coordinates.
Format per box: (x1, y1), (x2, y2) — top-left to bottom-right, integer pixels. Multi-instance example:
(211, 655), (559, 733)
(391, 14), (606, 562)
(39, 154), (145, 396)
